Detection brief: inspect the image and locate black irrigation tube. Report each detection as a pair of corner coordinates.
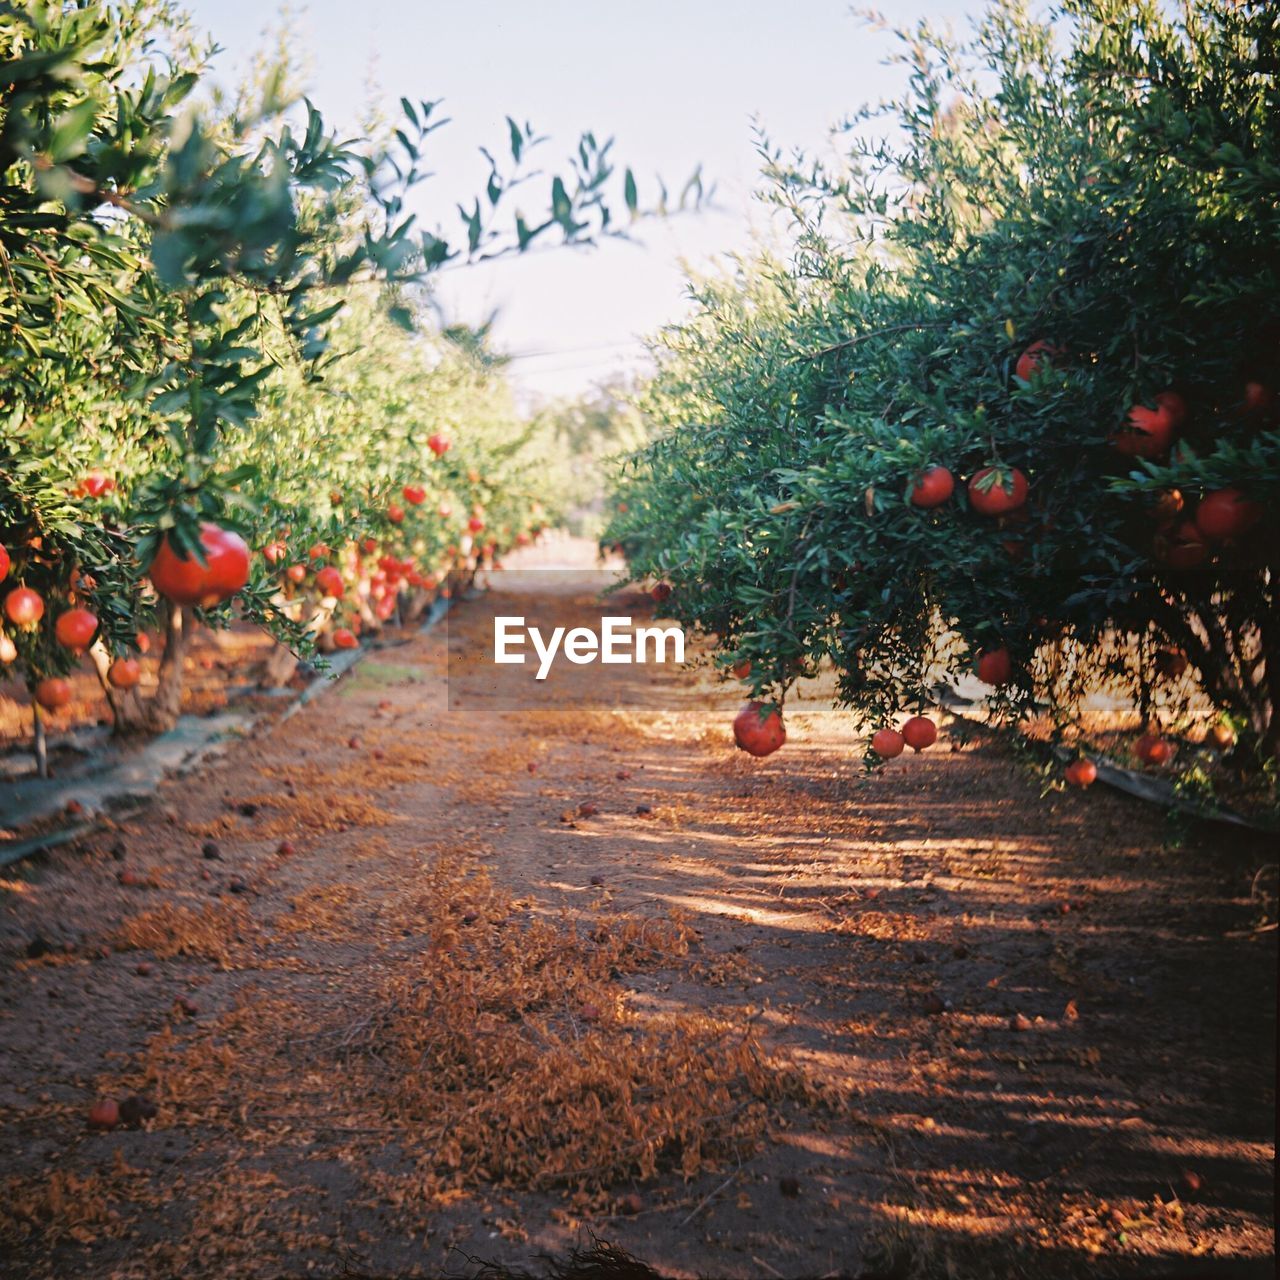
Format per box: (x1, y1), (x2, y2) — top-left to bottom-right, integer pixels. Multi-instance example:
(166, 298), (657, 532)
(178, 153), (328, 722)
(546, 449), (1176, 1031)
(0, 593), (458, 870)
(944, 701), (1277, 835)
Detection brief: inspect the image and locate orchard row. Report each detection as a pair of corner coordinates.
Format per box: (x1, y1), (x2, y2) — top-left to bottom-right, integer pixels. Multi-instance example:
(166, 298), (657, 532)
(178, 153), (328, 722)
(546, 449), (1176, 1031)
(612, 1), (1278, 779)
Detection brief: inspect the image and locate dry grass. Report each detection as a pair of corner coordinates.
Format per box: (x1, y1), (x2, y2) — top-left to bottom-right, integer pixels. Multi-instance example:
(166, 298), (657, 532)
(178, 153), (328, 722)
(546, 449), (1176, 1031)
(108, 901), (255, 969)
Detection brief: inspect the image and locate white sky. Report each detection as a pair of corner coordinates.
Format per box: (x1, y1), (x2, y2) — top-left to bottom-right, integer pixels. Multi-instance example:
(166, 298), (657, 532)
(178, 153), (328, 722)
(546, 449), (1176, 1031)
(184, 0), (980, 402)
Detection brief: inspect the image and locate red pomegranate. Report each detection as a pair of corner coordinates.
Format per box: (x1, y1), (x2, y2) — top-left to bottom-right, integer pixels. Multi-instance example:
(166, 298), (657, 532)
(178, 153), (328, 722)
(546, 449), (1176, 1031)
(1153, 521), (1208, 571)
(403, 484), (426, 505)
(108, 657), (141, 689)
(968, 467), (1028, 516)
(387, 504), (405, 525)
(871, 728), (905, 759)
(428, 433), (451, 457)
(4, 586), (44, 627)
(910, 466), (955, 508)
(733, 702), (786, 757)
(975, 647), (1012, 685)
(34, 677), (73, 711)
(1065, 758), (1097, 788)
(148, 524), (251, 607)
(0, 545), (10, 580)
(333, 628), (359, 650)
(55, 607), (99, 653)
(1111, 396), (1179, 459)
(1194, 489), (1261, 542)
(1015, 340), (1063, 382)
(902, 716), (937, 752)
(1135, 732), (1175, 766)
(315, 566), (345, 598)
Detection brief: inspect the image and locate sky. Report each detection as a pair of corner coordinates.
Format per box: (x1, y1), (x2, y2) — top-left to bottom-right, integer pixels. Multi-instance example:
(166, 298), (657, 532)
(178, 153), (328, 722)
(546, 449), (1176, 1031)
(184, 0), (982, 402)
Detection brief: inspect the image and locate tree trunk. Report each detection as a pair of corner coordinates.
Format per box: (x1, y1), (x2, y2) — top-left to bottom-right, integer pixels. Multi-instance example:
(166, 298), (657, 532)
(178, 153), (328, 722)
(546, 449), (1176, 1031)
(106, 602), (190, 736)
(88, 638), (144, 734)
(32, 703), (47, 779)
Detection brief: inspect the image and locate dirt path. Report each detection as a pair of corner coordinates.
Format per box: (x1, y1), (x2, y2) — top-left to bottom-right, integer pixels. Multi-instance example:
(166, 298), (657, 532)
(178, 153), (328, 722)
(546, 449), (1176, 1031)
(1, 538), (1274, 1280)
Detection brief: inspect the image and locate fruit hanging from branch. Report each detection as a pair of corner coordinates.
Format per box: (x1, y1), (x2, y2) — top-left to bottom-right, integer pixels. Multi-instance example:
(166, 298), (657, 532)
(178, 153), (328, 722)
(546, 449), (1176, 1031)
(108, 657), (141, 689)
(34, 678), (73, 711)
(975, 647), (1012, 685)
(871, 728), (905, 759)
(967, 467), (1028, 516)
(148, 524), (251, 608)
(733, 702), (786, 757)
(909, 465), (955, 508)
(4, 587), (44, 627)
(901, 716), (937, 752)
(55, 608), (99, 653)
(1065, 758), (1097, 788)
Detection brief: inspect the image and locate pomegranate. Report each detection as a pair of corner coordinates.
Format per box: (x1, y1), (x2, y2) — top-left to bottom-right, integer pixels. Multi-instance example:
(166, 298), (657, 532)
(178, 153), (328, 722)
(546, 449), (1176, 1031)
(285, 564), (307, 584)
(871, 728), (905, 759)
(968, 467), (1028, 516)
(468, 515), (485, 534)
(0, 545), (10, 579)
(87, 1098), (120, 1131)
(34, 678), (73, 711)
(1195, 488), (1261, 542)
(387, 504), (405, 525)
(149, 523), (251, 607)
(403, 484), (426, 505)
(4, 586), (44, 627)
(333, 628), (358, 650)
(81, 470), (114, 498)
(733, 702), (786, 757)
(1135, 732), (1175, 766)
(651, 582), (672, 603)
(731, 659), (751, 680)
(1206, 723), (1235, 751)
(910, 465), (955, 508)
(55, 607), (98, 653)
(975, 647), (1011, 685)
(262, 540), (286, 565)
(901, 716), (937, 752)
(1111, 399), (1177, 458)
(1015, 340), (1063, 382)
(1065, 758), (1097, 788)
(428, 433), (451, 457)
(1242, 380), (1275, 418)
(1154, 520), (1208, 570)
(315, 566), (345, 598)
(0, 632), (16, 664)
(108, 657), (141, 689)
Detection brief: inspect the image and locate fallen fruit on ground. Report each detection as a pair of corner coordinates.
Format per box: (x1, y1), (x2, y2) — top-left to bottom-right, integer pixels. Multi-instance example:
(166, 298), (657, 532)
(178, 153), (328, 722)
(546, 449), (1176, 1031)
(87, 1099), (119, 1130)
